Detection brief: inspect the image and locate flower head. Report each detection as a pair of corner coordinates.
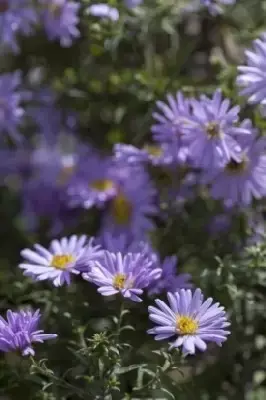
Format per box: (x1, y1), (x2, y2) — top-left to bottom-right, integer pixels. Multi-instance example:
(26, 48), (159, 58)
(237, 35), (266, 106)
(83, 251), (161, 302)
(182, 90), (252, 168)
(86, 4), (119, 21)
(67, 151), (117, 209)
(148, 288), (230, 354)
(40, 0), (80, 47)
(0, 309), (57, 356)
(124, 0), (143, 8)
(204, 137), (266, 207)
(19, 235), (88, 286)
(0, 71), (24, 142)
(0, 0), (37, 53)
(200, 0), (235, 15)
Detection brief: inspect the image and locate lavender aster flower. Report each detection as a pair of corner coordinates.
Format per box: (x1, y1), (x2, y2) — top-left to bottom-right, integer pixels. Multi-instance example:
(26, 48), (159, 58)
(0, 309), (57, 356)
(237, 35), (266, 106)
(148, 289), (230, 354)
(152, 91), (190, 161)
(67, 152), (118, 209)
(0, 71), (24, 142)
(0, 0), (37, 53)
(114, 143), (175, 166)
(41, 0), (80, 47)
(182, 90), (251, 168)
(86, 4), (119, 21)
(19, 235), (88, 286)
(205, 137), (266, 207)
(83, 251), (161, 302)
(101, 163), (157, 241)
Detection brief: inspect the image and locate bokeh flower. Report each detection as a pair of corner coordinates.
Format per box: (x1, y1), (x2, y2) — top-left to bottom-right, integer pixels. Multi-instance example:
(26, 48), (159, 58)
(148, 289), (230, 354)
(114, 143), (175, 166)
(0, 71), (24, 142)
(83, 251), (161, 302)
(40, 0), (80, 47)
(200, 0), (235, 15)
(86, 4), (119, 21)
(19, 235), (88, 286)
(0, 0), (37, 53)
(237, 35), (266, 105)
(0, 309), (57, 356)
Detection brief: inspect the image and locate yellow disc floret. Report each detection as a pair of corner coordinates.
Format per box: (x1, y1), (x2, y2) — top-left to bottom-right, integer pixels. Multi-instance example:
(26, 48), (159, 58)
(51, 254), (75, 270)
(176, 315), (198, 335)
(91, 179), (114, 192)
(113, 273), (127, 289)
(111, 193), (132, 225)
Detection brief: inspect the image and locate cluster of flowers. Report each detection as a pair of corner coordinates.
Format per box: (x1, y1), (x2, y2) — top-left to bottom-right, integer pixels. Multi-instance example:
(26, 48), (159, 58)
(0, 0), (237, 55)
(0, 234), (230, 357)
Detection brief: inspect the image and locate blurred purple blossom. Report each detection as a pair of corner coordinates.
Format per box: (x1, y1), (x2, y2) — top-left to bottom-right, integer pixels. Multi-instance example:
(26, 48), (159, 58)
(86, 4), (119, 21)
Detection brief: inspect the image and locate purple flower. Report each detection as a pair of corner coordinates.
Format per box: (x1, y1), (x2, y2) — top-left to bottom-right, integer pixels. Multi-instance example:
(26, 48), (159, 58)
(204, 137), (266, 207)
(148, 256), (193, 295)
(148, 288), (230, 354)
(0, 0), (37, 53)
(182, 90), (252, 168)
(19, 235), (88, 286)
(101, 163), (158, 241)
(124, 0), (143, 8)
(74, 238), (104, 273)
(200, 0), (235, 15)
(67, 152), (118, 209)
(83, 251), (161, 302)
(0, 71), (24, 142)
(114, 143), (176, 166)
(40, 0), (80, 47)
(237, 35), (266, 106)
(0, 309), (57, 356)
(151, 91), (190, 160)
(86, 4), (119, 21)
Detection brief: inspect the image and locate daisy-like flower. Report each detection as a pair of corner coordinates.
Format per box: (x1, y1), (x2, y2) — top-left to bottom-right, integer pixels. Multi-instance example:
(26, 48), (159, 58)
(86, 4), (119, 21)
(204, 137), (266, 207)
(67, 152), (118, 209)
(83, 251), (161, 302)
(19, 235), (88, 286)
(148, 256), (193, 296)
(182, 90), (252, 168)
(40, 0), (80, 47)
(151, 91), (191, 157)
(0, 0), (37, 53)
(101, 163), (158, 241)
(237, 35), (266, 106)
(114, 143), (176, 166)
(148, 288), (230, 354)
(0, 309), (57, 356)
(0, 71), (24, 142)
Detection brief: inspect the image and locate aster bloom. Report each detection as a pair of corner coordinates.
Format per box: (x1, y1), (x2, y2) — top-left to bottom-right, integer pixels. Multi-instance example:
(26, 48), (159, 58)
(83, 251), (161, 302)
(151, 91), (191, 159)
(182, 90), (252, 169)
(148, 256), (193, 296)
(101, 163), (158, 241)
(114, 143), (176, 167)
(19, 235), (88, 286)
(124, 0), (143, 8)
(204, 137), (266, 207)
(200, 0), (235, 15)
(237, 35), (266, 106)
(0, 0), (37, 53)
(67, 152), (118, 209)
(86, 4), (119, 21)
(40, 0), (80, 47)
(74, 238), (104, 273)
(0, 71), (24, 142)
(0, 309), (57, 356)
(148, 289), (230, 354)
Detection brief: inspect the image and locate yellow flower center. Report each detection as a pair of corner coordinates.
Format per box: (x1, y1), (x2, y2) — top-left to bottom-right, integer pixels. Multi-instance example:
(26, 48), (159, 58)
(91, 179), (114, 192)
(144, 145), (163, 158)
(111, 193), (132, 225)
(0, 1), (8, 13)
(113, 273), (127, 289)
(225, 156), (248, 174)
(176, 315), (198, 335)
(51, 254), (75, 270)
(206, 122), (220, 138)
